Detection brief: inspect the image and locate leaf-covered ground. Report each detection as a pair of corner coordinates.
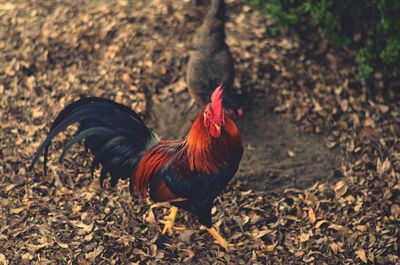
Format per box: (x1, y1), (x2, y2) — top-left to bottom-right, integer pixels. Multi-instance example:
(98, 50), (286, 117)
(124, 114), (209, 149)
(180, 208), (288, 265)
(1, 0), (399, 264)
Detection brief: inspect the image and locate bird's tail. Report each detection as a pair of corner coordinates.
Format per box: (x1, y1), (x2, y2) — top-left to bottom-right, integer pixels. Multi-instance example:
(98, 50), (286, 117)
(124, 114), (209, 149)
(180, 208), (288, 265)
(30, 97), (159, 188)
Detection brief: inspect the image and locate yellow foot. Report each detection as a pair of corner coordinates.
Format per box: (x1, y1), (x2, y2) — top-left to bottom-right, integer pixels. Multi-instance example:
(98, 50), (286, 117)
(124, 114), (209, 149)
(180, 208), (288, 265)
(201, 225), (232, 250)
(160, 206), (185, 235)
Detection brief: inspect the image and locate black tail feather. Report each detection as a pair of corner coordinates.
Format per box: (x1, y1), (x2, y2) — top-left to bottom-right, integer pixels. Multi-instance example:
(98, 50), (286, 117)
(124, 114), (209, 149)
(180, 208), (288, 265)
(58, 127), (116, 162)
(30, 97), (159, 187)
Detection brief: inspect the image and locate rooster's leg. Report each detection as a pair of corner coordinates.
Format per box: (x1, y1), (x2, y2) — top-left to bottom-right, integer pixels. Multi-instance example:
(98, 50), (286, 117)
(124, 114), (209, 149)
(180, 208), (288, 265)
(160, 206), (184, 235)
(201, 226), (231, 250)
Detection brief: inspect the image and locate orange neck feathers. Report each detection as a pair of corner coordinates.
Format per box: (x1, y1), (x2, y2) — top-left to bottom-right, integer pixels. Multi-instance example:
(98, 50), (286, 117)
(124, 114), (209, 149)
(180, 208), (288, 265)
(185, 109), (241, 174)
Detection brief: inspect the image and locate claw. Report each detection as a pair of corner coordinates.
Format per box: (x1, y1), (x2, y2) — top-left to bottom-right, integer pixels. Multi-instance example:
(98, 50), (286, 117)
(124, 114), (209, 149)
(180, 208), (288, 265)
(161, 206), (179, 235)
(200, 225), (233, 250)
(160, 219), (186, 234)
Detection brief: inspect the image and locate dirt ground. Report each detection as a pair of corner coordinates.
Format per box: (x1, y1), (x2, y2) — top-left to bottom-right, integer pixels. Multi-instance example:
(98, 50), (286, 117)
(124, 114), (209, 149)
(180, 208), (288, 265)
(1, 0), (399, 264)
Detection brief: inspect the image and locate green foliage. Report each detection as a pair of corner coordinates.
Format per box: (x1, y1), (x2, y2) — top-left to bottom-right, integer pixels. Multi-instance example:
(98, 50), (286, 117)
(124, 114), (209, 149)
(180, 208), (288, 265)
(249, 0), (400, 79)
(357, 47), (374, 79)
(380, 36), (400, 65)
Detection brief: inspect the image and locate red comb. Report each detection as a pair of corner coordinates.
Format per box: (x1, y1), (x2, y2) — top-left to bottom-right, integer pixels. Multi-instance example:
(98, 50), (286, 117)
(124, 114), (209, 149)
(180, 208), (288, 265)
(211, 84), (224, 121)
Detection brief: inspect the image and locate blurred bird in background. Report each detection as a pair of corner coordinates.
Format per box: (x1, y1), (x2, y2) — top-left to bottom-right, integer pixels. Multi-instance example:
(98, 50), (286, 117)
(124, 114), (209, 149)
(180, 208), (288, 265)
(187, 0), (244, 118)
(30, 86), (243, 249)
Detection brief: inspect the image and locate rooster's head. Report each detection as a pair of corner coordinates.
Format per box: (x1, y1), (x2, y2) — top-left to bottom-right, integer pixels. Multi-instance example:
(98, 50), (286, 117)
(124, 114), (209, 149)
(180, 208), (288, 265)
(203, 85), (225, 138)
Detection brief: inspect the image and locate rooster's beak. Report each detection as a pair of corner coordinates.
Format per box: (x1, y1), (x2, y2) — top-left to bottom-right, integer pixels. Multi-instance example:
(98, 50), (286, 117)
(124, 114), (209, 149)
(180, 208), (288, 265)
(214, 123), (221, 133)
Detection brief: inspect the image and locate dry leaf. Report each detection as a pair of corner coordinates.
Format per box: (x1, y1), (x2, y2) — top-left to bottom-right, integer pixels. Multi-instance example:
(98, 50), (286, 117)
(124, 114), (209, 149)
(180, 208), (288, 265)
(299, 232), (310, 242)
(32, 106), (43, 119)
(315, 220), (330, 228)
(21, 253), (33, 261)
(355, 225), (368, 231)
(288, 150), (296, 157)
(329, 242), (338, 254)
(26, 76), (36, 91)
(253, 229), (271, 239)
(0, 253), (7, 265)
(122, 73), (132, 85)
(186, 249), (195, 259)
(85, 246), (104, 262)
(390, 204), (400, 220)
(179, 230), (194, 242)
(247, 144), (255, 151)
(131, 248), (147, 256)
(10, 207), (26, 214)
(5, 184), (18, 193)
(308, 208), (316, 224)
(84, 233), (93, 241)
(355, 248), (367, 263)
(56, 241), (69, 249)
(150, 244), (157, 257)
(377, 158), (391, 176)
(27, 243), (50, 252)
(72, 205), (82, 214)
(70, 220), (94, 234)
(266, 241), (278, 251)
(334, 181), (348, 197)
(328, 223), (348, 233)
(364, 118), (375, 127)
(145, 208), (156, 224)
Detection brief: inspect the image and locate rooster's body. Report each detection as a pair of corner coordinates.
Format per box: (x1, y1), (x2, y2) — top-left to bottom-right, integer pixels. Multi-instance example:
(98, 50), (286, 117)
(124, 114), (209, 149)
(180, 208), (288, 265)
(31, 86), (243, 248)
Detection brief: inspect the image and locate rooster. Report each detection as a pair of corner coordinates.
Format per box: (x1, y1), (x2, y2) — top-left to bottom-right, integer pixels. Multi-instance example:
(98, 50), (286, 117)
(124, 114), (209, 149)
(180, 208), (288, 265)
(187, 0), (243, 118)
(30, 86), (243, 249)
